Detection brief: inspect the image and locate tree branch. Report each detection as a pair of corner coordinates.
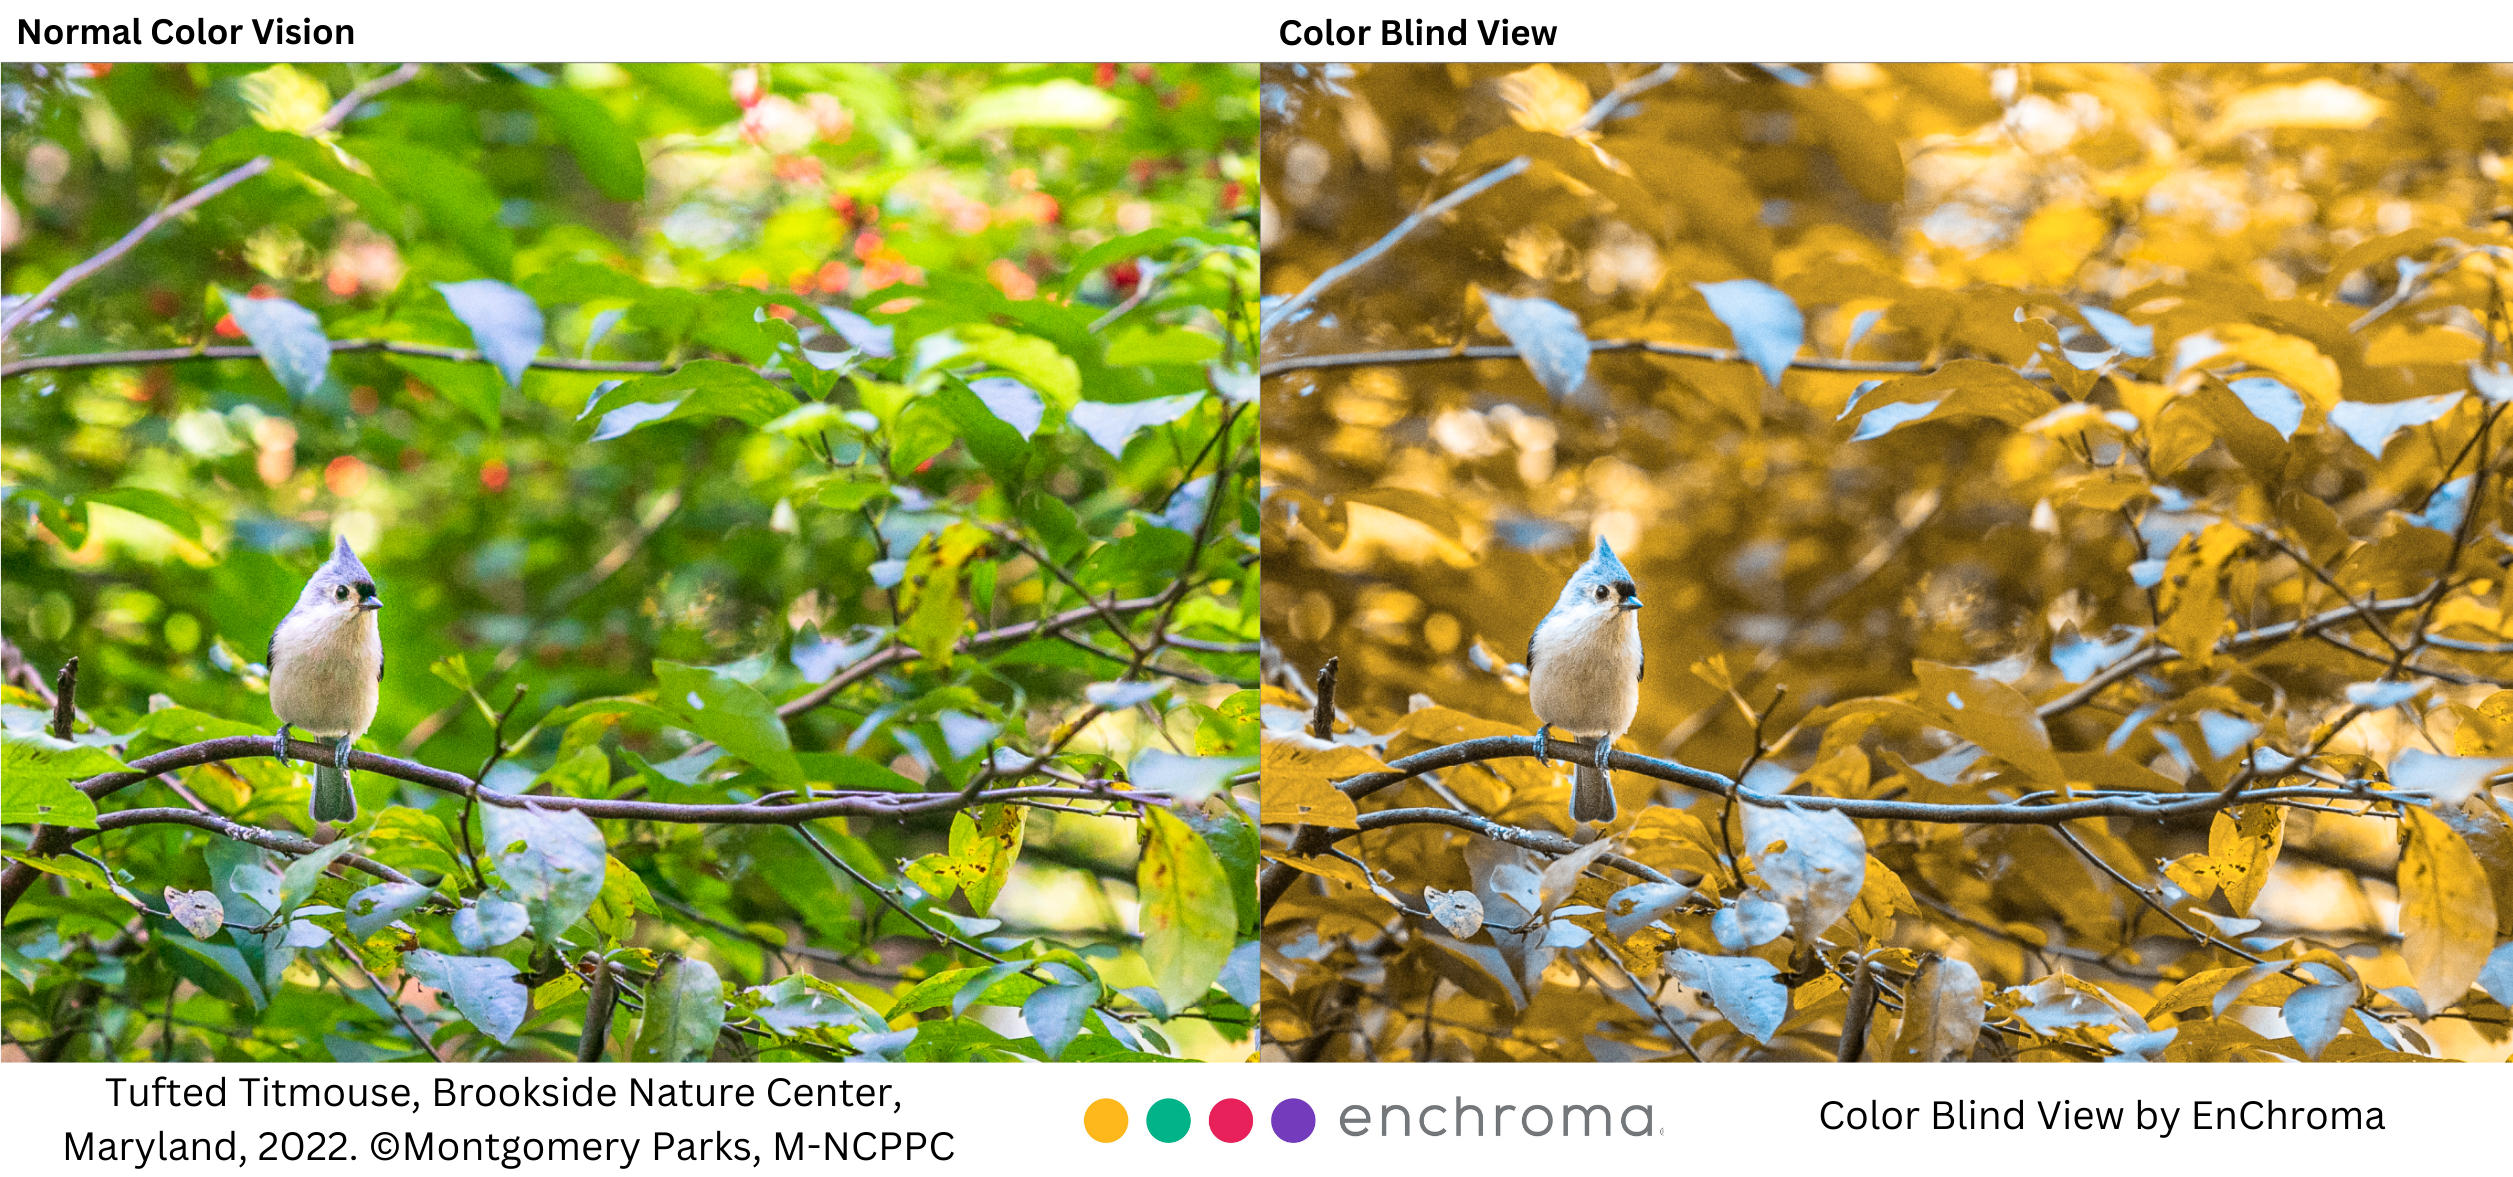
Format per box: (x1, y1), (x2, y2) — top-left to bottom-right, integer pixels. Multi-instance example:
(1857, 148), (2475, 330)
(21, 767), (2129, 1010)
(0, 64), (421, 342)
(1261, 157), (1532, 337)
(3, 338), (678, 380)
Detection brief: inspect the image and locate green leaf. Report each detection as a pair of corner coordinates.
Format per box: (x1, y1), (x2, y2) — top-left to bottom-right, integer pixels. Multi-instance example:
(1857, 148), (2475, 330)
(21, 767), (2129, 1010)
(1137, 807), (1236, 1011)
(389, 354), (506, 431)
(653, 660), (804, 785)
(954, 805), (1026, 917)
(353, 137), (515, 277)
(947, 80), (1124, 139)
(897, 524), (988, 670)
(632, 955), (725, 1062)
(84, 488), (201, 540)
(154, 926), (267, 1009)
(0, 732), (119, 827)
(345, 881), (434, 940)
(533, 745), (612, 797)
(363, 806), (464, 881)
(275, 836), (360, 920)
(404, 949), (526, 1044)
(530, 86), (646, 201)
(583, 361), (795, 439)
(218, 289), (331, 399)
(586, 855), (654, 943)
(435, 280), (545, 388)
(935, 380), (1032, 478)
(937, 324), (1081, 409)
(481, 802), (608, 941)
(1104, 325), (1223, 367)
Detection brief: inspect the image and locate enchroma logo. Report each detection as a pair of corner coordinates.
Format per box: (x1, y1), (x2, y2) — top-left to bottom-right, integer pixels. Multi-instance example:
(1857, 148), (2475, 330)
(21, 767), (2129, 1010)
(1083, 1097), (1656, 1142)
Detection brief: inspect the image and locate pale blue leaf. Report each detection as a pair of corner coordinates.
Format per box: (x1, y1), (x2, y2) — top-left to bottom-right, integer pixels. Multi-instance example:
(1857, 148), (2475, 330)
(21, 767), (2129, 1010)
(967, 377), (1044, 439)
(819, 306), (894, 357)
(1695, 279), (1804, 388)
(1084, 680), (1168, 709)
(2345, 681), (2421, 708)
(1068, 394), (1201, 457)
(2406, 476), (2470, 534)
(1218, 940), (1260, 1007)
(481, 803), (607, 941)
(1667, 949), (1787, 1044)
(2470, 361), (2513, 404)
(2389, 748), (2513, 808)
(1850, 398), (1942, 441)
(436, 279), (545, 388)
(1128, 749), (1252, 802)
(1022, 983), (1095, 1060)
(2283, 983), (2353, 1060)
(935, 711), (1000, 760)
(2226, 376), (2305, 439)
(2051, 626), (2144, 683)
(1481, 290), (1590, 399)
(451, 893), (529, 950)
(2198, 712), (2261, 759)
(403, 950), (525, 1044)
(2077, 305), (2153, 357)
(344, 882), (434, 941)
(2477, 942), (2513, 1006)
(223, 291), (330, 399)
(2328, 393), (2462, 456)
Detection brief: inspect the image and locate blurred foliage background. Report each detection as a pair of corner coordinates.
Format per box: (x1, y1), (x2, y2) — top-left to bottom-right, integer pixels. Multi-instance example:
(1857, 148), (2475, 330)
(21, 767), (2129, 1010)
(1259, 63), (2513, 1062)
(4, 61), (1260, 1062)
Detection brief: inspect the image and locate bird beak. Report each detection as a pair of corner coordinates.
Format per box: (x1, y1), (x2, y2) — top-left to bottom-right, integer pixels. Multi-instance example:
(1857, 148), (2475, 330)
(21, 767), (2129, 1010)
(358, 594), (383, 612)
(1622, 597), (1644, 611)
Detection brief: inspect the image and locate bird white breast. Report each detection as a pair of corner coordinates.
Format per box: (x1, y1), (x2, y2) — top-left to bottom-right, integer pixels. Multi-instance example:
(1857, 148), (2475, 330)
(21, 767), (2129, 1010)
(268, 608), (382, 738)
(1528, 605), (1641, 737)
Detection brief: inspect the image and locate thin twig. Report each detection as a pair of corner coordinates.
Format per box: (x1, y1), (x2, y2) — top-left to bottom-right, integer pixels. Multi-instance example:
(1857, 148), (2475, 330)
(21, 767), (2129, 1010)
(336, 945), (444, 1062)
(0, 64), (421, 341)
(1261, 157), (1532, 337)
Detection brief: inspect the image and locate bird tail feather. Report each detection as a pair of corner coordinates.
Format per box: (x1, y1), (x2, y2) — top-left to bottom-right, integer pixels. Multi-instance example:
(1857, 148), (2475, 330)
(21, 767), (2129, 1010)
(310, 764), (357, 824)
(1570, 762), (1617, 824)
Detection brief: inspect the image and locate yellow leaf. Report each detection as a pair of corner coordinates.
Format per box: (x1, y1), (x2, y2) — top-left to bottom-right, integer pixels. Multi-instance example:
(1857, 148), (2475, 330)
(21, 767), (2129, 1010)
(1912, 661), (2064, 782)
(2400, 805), (2498, 1012)
(1258, 737), (1376, 828)
(2156, 522), (2246, 667)
(2205, 804), (2284, 916)
(1496, 64), (1592, 136)
(2192, 324), (2341, 408)
(1261, 850), (1373, 891)
(2204, 79), (2384, 142)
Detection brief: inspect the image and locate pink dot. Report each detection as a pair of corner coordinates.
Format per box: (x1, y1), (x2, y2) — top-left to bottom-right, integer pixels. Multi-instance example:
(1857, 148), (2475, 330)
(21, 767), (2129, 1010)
(1209, 1098), (1254, 1143)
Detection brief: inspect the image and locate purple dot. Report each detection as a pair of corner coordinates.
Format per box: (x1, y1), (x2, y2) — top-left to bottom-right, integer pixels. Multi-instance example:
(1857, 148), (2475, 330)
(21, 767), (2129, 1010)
(1271, 1098), (1316, 1143)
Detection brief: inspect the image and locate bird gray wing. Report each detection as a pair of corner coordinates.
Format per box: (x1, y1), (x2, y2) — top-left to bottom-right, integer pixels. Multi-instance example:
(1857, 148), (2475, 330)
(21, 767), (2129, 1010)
(378, 651), (385, 682)
(1637, 649), (1645, 683)
(1525, 631), (1539, 677)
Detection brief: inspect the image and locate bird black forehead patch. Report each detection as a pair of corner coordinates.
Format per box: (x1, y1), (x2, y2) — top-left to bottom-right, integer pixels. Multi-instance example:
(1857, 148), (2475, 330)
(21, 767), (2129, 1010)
(1613, 580), (1637, 599)
(352, 580), (376, 597)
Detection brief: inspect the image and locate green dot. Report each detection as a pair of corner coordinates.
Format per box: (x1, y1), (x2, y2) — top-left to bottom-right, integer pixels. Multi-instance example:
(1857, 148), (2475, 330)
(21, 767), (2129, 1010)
(1147, 1098), (1191, 1143)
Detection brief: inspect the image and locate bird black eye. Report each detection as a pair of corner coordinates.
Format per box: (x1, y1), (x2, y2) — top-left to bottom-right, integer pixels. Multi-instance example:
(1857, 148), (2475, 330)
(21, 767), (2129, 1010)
(1593, 586), (1609, 601)
(333, 585), (348, 600)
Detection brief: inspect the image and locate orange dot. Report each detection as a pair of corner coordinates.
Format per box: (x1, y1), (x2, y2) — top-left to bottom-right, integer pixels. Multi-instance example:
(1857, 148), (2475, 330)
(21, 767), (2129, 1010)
(1083, 1098), (1128, 1143)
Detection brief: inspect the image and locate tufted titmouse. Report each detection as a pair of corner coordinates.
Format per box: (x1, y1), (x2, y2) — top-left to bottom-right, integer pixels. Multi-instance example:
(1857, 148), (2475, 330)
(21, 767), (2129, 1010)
(1527, 535), (1643, 825)
(268, 535), (384, 825)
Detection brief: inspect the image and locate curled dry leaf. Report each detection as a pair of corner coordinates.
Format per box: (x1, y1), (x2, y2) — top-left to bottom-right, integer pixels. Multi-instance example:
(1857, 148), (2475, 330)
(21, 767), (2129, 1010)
(164, 887), (225, 939)
(1424, 887), (1486, 939)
